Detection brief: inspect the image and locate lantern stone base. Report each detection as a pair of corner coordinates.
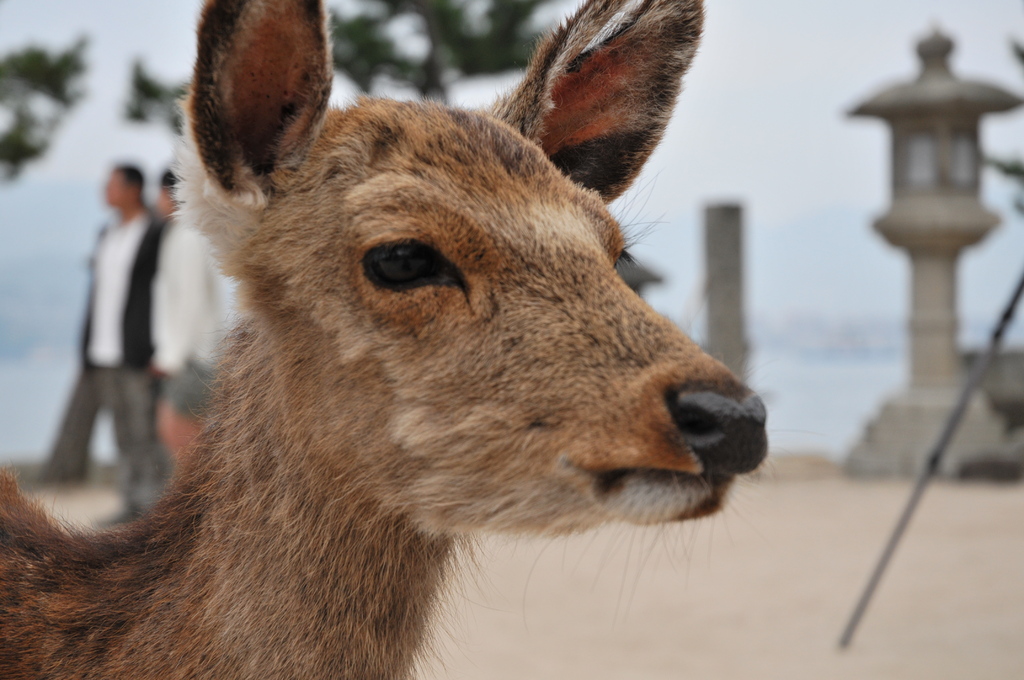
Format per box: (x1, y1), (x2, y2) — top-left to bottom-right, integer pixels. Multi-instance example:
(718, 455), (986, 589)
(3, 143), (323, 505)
(845, 387), (1007, 477)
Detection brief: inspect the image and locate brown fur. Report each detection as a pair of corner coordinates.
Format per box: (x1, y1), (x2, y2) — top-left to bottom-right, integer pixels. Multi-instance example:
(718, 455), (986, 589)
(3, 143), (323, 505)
(0, 1), (763, 678)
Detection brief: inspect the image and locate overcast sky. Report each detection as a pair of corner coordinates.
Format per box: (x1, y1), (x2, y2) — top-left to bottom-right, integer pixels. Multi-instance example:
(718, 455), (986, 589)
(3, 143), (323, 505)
(3, 0), (1024, 334)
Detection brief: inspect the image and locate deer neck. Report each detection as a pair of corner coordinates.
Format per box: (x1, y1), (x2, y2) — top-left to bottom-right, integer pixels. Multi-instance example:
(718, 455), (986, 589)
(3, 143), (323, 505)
(179, 323), (457, 679)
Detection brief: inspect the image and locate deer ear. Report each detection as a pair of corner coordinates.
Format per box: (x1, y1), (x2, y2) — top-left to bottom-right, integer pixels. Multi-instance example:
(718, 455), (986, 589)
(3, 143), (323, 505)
(493, 0), (704, 202)
(186, 0), (332, 196)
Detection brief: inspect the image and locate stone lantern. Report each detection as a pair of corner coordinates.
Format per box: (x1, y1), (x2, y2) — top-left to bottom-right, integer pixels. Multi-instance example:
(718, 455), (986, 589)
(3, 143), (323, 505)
(846, 28), (1022, 477)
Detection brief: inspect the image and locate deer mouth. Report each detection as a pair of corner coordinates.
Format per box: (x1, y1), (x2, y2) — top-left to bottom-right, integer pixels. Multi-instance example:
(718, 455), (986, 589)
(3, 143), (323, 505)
(588, 467), (732, 524)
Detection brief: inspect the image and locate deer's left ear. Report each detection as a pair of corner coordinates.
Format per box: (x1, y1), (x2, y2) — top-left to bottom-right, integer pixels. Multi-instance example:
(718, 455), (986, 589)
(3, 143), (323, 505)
(493, 0), (704, 202)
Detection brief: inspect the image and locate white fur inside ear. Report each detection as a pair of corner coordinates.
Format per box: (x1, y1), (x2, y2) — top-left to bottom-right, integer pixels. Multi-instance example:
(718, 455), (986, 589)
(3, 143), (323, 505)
(583, 0), (644, 53)
(173, 130), (267, 271)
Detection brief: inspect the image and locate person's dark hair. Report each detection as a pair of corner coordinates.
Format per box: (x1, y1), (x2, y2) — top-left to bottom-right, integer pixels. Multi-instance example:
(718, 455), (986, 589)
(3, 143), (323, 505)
(161, 169), (177, 191)
(114, 164), (145, 196)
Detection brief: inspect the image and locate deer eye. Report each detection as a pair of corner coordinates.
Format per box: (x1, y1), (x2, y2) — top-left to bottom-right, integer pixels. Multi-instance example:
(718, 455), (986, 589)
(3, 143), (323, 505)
(363, 241), (461, 290)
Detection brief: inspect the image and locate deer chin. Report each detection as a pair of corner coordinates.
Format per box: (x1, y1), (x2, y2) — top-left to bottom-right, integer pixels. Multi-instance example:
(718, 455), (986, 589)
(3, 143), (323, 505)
(576, 464), (733, 525)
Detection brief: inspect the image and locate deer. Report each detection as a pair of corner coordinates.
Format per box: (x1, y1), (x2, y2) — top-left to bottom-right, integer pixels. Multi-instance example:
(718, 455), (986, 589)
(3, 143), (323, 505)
(0, 0), (767, 677)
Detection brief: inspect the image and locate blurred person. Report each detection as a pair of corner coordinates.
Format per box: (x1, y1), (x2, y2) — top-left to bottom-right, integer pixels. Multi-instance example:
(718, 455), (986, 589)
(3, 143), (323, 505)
(42, 166), (167, 489)
(46, 165), (170, 522)
(150, 169), (225, 459)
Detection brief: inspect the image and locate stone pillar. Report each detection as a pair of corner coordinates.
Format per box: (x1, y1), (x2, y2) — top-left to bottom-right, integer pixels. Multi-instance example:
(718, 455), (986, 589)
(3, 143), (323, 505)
(909, 251), (958, 388)
(704, 203), (747, 380)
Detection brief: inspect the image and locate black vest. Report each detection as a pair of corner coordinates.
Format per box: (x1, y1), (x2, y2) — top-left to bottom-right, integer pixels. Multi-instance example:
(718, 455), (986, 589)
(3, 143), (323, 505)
(81, 214), (165, 370)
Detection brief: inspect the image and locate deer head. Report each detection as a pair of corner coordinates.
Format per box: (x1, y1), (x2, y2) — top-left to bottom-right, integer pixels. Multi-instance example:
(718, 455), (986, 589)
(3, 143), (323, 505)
(176, 0), (767, 536)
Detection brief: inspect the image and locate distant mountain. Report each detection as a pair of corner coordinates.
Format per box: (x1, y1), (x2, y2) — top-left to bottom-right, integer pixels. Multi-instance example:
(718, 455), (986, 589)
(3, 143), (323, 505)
(751, 313), (903, 356)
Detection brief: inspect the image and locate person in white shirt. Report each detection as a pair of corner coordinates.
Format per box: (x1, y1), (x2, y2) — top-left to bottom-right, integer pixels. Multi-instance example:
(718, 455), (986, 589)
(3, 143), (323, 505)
(46, 165), (170, 523)
(151, 170), (226, 459)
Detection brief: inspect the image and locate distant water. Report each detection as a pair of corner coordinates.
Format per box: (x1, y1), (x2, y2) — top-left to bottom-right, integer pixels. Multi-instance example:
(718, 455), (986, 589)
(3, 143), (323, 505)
(0, 355), (117, 466)
(748, 348), (903, 458)
(0, 349), (903, 467)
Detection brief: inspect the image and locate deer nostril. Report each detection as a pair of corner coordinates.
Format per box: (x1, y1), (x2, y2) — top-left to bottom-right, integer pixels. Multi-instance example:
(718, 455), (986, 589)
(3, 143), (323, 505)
(668, 390), (768, 475)
(672, 403), (725, 444)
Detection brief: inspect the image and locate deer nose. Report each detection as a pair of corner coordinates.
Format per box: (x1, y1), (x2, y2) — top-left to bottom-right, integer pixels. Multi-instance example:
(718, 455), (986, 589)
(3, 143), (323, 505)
(667, 390), (768, 475)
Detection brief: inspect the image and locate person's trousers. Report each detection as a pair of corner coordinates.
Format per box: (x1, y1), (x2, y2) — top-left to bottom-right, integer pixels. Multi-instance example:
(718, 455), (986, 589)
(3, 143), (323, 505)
(53, 366), (170, 513)
(44, 366), (171, 513)
(42, 368), (101, 483)
(95, 366), (172, 514)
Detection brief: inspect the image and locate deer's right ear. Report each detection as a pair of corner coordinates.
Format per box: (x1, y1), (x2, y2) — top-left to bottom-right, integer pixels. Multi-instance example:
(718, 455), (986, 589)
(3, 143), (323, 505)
(178, 0), (331, 259)
(189, 0), (331, 192)
(493, 0), (704, 202)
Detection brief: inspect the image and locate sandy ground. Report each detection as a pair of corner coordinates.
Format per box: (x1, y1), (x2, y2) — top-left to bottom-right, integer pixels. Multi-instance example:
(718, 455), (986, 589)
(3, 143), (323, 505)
(24, 457), (1024, 680)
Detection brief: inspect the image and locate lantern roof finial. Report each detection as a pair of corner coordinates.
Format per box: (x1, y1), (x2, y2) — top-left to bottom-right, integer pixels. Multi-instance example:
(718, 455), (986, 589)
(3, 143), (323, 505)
(917, 27), (954, 78)
(849, 26), (1022, 120)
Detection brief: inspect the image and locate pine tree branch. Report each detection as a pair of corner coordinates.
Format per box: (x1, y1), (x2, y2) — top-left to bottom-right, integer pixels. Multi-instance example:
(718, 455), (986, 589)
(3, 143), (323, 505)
(328, 0), (550, 99)
(124, 60), (187, 134)
(0, 35), (87, 180)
